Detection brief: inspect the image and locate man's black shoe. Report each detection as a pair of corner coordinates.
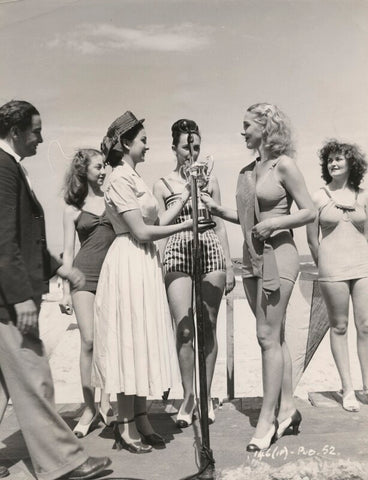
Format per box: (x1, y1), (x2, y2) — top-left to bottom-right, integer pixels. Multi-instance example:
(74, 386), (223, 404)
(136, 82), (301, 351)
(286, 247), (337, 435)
(65, 457), (111, 480)
(0, 466), (9, 478)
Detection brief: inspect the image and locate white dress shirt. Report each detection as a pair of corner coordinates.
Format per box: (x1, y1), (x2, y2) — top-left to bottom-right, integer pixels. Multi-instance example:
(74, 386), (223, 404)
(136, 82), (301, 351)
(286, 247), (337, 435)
(0, 139), (33, 190)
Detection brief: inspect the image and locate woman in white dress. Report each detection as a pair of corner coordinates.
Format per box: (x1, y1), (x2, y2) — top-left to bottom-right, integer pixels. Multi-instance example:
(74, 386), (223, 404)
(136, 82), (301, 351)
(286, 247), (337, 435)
(92, 111), (199, 454)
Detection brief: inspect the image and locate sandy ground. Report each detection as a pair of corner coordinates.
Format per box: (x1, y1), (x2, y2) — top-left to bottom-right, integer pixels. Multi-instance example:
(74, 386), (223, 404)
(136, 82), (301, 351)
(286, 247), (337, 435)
(40, 275), (362, 405)
(3, 274), (367, 480)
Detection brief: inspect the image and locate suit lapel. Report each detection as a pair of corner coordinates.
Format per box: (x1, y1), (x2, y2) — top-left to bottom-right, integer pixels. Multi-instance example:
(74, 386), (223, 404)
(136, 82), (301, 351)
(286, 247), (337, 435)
(16, 162), (43, 212)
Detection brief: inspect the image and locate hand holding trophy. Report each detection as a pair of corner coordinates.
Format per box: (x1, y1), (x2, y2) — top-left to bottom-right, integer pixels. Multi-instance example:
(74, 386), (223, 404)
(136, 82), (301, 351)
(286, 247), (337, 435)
(187, 155), (216, 228)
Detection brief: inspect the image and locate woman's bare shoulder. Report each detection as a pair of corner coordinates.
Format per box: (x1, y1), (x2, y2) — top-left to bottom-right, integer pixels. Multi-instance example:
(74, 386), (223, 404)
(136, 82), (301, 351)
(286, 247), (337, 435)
(64, 203), (81, 219)
(276, 155), (297, 172)
(357, 187), (368, 202)
(153, 174), (173, 196)
(311, 187), (328, 206)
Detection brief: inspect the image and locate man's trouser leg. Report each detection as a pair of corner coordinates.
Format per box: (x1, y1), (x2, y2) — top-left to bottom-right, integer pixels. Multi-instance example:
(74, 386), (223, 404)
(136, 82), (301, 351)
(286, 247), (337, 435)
(0, 320), (88, 480)
(0, 368), (9, 423)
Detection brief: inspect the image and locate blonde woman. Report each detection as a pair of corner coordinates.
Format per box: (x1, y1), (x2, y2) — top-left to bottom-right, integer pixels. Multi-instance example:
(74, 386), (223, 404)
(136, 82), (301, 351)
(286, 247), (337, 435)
(202, 103), (315, 451)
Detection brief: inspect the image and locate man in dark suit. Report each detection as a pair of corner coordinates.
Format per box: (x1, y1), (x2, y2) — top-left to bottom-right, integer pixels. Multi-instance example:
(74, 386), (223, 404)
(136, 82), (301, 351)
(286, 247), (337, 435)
(0, 100), (111, 480)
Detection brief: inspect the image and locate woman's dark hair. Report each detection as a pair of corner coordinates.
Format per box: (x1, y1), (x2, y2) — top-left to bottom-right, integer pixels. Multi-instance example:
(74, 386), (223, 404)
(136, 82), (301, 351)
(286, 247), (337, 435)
(0, 100), (39, 138)
(171, 119), (201, 147)
(319, 140), (367, 189)
(63, 148), (102, 208)
(105, 123), (144, 167)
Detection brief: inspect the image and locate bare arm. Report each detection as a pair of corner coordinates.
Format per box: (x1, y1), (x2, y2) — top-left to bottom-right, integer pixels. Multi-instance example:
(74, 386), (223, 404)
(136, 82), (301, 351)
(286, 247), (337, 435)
(253, 156), (316, 240)
(152, 180), (171, 254)
(306, 217), (320, 266)
(153, 181), (191, 226)
(122, 209), (192, 242)
(306, 190), (323, 266)
(59, 205), (78, 314)
(363, 190), (368, 242)
(200, 192), (240, 224)
(210, 177), (235, 294)
(306, 192), (321, 266)
(273, 156), (316, 228)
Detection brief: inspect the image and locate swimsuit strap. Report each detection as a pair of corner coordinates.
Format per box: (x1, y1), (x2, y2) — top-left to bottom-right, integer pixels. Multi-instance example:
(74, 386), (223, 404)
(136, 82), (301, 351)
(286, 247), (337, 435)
(321, 186), (332, 198)
(270, 158), (282, 169)
(255, 157), (281, 177)
(80, 209), (106, 217)
(160, 177), (175, 195)
(321, 186), (357, 211)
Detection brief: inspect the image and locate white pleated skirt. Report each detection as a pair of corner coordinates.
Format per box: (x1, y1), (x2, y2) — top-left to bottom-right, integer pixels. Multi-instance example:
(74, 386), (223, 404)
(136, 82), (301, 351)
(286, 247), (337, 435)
(91, 234), (180, 396)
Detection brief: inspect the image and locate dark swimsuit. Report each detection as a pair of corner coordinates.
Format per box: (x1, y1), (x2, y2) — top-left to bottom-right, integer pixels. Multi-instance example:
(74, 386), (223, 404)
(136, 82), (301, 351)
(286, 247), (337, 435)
(73, 210), (115, 293)
(161, 178), (225, 276)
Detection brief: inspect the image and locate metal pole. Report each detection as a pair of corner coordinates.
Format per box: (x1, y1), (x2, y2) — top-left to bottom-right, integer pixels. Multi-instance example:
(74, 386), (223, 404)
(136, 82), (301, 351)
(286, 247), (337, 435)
(187, 132), (215, 480)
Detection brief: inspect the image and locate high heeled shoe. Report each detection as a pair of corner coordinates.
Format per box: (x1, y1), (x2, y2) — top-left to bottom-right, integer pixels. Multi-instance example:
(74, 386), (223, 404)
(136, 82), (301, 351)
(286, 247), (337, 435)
(135, 412), (166, 449)
(112, 420), (152, 454)
(176, 401), (196, 428)
(246, 420), (278, 452)
(340, 390), (360, 412)
(276, 409), (302, 440)
(356, 387), (368, 405)
(99, 405), (116, 427)
(208, 398), (215, 425)
(73, 410), (100, 438)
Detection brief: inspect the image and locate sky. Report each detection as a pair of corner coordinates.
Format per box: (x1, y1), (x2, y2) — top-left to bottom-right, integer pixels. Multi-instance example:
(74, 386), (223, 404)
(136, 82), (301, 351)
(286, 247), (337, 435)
(1, 0), (367, 256)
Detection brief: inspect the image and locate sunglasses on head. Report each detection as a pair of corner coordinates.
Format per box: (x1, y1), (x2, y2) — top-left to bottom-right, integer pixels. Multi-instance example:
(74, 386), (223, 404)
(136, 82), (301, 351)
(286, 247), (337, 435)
(176, 119), (199, 134)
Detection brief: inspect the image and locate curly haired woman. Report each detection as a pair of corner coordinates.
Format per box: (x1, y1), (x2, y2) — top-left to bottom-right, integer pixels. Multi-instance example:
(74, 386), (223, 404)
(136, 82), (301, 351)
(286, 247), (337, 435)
(307, 140), (368, 412)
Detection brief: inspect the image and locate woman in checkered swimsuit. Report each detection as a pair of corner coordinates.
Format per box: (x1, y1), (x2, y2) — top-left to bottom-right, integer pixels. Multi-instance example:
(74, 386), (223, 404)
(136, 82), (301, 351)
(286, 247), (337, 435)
(153, 119), (235, 428)
(161, 178), (225, 276)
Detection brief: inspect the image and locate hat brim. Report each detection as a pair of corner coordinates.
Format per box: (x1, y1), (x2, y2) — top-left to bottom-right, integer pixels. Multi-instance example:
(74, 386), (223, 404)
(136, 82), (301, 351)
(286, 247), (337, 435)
(102, 118), (145, 161)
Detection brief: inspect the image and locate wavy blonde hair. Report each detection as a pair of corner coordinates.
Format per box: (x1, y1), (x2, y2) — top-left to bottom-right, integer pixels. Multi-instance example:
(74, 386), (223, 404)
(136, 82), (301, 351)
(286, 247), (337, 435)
(247, 103), (295, 158)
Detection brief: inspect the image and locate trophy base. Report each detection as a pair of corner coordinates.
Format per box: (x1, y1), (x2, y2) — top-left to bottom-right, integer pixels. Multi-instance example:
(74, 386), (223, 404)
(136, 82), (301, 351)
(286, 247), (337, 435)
(198, 218), (216, 229)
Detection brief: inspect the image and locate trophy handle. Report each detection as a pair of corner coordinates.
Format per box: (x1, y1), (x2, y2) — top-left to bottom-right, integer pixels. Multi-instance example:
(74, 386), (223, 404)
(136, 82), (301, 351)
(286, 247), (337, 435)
(179, 162), (191, 182)
(205, 155), (214, 180)
(180, 158), (216, 229)
(197, 155), (216, 228)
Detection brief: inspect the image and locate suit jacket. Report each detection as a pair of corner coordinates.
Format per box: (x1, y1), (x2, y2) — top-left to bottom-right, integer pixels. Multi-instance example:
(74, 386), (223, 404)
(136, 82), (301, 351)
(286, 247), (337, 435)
(0, 148), (61, 319)
(236, 160), (280, 293)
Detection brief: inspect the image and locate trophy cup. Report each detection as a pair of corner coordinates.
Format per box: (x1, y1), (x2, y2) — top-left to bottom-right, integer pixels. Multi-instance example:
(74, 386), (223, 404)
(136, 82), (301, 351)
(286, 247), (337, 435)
(187, 155), (216, 228)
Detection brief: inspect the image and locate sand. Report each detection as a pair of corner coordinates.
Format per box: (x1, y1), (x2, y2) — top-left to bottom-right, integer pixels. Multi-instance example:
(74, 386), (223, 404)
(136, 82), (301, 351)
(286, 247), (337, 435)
(40, 275), (362, 405)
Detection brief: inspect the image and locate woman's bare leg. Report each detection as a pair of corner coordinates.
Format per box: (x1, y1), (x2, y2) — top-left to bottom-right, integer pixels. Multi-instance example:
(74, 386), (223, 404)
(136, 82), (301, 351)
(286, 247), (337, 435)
(166, 272), (195, 414)
(278, 334), (296, 422)
(72, 291), (111, 423)
(319, 281), (352, 393)
(351, 277), (368, 389)
(201, 270), (226, 396)
(243, 277), (294, 439)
